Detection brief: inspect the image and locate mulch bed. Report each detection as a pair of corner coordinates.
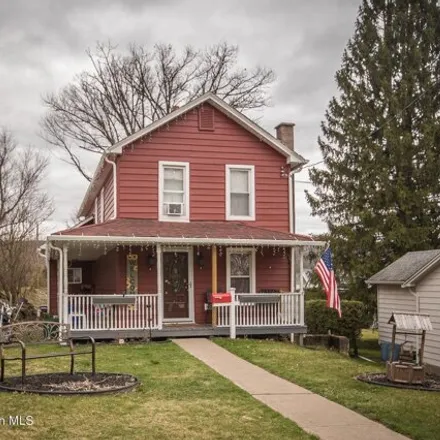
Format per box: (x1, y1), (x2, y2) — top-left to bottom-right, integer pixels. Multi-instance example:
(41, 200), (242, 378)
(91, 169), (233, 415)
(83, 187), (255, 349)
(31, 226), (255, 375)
(357, 372), (440, 392)
(0, 372), (139, 395)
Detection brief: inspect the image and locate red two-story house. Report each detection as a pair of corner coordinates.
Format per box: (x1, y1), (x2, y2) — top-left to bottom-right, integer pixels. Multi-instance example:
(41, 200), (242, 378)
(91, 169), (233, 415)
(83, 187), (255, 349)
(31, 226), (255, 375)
(44, 92), (324, 339)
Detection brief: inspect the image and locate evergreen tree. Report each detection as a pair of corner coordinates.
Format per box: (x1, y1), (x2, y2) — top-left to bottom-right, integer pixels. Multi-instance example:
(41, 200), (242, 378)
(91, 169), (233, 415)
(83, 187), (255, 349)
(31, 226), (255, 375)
(306, 0), (440, 313)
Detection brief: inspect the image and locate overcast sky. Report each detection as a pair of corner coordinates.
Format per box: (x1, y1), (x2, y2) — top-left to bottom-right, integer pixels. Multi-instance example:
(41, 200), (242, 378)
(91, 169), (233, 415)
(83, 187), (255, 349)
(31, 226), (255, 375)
(0, 0), (360, 235)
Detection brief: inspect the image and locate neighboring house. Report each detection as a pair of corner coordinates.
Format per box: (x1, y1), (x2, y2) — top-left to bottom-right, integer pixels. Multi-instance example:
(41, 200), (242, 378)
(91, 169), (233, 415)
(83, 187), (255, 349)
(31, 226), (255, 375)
(43, 92), (324, 339)
(367, 250), (440, 373)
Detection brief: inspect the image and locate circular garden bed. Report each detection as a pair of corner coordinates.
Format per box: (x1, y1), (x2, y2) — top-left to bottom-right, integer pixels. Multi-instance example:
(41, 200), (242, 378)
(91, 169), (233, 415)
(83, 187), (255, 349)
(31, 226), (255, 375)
(357, 372), (440, 392)
(0, 373), (139, 395)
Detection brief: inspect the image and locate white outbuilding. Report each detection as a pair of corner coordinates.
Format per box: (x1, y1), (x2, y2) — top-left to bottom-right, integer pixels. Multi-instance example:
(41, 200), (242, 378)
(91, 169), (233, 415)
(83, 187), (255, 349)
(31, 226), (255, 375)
(367, 250), (440, 373)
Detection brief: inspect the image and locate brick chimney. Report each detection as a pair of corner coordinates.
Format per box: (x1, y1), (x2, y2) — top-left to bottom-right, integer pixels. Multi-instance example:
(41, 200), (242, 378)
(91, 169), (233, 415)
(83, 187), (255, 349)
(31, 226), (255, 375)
(275, 122), (295, 150)
(275, 122), (296, 233)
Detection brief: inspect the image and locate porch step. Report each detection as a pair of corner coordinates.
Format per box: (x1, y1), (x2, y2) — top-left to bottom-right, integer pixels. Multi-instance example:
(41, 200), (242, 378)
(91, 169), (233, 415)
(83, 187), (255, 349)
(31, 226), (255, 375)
(70, 325), (307, 340)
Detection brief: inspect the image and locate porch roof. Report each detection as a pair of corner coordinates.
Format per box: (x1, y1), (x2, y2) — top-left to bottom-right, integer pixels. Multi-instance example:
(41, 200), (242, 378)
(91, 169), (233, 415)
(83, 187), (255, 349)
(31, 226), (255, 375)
(50, 218), (323, 247)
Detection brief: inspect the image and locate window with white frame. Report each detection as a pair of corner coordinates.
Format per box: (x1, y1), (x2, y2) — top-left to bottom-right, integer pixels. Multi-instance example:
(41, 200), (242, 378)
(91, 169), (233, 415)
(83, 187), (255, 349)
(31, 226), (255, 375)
(68, 268), (82, 284)
(226, 249), (256, 293)
(159, 161), (189, 221)
(226, 165), (255, 220)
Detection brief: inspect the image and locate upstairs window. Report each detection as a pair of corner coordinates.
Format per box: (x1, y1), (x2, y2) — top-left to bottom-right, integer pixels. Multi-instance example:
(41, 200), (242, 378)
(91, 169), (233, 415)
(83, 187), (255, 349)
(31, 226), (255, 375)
(226, 165), (255, 221)
(159, 161), (190, 222)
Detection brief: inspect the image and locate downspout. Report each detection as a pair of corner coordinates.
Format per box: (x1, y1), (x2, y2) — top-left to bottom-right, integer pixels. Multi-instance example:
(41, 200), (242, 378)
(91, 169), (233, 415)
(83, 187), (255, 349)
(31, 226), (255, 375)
(408, 286), (420, 363)
(288, 164), (304, 234)
(37, 243), (50, 313)
(49, 243), (63, 320)
(104, 154), (117, 220)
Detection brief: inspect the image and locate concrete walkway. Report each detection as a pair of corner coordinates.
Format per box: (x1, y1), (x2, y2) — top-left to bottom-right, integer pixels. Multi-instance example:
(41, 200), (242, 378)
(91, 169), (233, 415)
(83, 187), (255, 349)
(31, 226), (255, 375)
(173, 338), (409, 440)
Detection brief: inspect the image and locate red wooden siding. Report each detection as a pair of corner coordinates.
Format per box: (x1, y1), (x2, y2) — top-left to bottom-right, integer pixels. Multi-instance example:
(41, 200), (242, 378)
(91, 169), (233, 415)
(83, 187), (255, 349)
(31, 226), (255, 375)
(118, 248), (157, 294)
(117, 104), (290, 232)
(256, 249), (291, 293)
(103, 173), (114, 221)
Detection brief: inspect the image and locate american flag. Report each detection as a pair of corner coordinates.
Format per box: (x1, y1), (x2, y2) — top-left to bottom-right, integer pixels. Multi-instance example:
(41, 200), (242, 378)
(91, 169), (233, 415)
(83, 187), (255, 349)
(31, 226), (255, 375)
(314, 247), (341, 317)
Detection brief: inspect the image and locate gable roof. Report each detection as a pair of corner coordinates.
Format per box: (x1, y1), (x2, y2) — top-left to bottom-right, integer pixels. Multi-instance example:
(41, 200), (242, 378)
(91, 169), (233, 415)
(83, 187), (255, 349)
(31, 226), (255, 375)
(366, 250), (440, 287)
(78, 93), (307, 217)
(107, 92), (307, 164)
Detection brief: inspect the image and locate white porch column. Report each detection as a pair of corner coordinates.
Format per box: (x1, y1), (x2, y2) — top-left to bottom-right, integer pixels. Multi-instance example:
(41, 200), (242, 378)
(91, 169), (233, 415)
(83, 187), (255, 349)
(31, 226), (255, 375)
(229, 287), (236, 339)
(290, 247), (295, 343)
(156, 244), (163, 329)
(290, 247), (295, 293)
(299, 247), (305, 326)
(57, 252), (63, 320)
(63, 245), (69, 326)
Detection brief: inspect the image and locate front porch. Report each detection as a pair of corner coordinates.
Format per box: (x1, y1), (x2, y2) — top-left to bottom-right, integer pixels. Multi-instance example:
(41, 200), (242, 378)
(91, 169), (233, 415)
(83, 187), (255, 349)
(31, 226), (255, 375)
(46, 219), (324, 339)
(66, 292), (306, 338)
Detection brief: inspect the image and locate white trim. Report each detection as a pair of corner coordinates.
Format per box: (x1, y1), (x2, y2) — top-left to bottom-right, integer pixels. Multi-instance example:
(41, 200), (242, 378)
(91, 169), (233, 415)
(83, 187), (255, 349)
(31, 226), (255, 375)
(94, 198), (98, 224)
(158, 161), (190, 222)
(100, 188), (104, 222)
(161, 247), (194, 323)
(156, 244), (163, 329)
(49, 234), (325, 248)
(288, 174), (293, 234)
(104, 155), (117, 220)
(71, 216), (94, 229)
(45, 243), (50, 311)
(63, 245), (68, 324)
(290, 247), (295, 292)
(299, 247), (304, 325)
(226, 247), (256, 293)
(225, 164), (255, 221)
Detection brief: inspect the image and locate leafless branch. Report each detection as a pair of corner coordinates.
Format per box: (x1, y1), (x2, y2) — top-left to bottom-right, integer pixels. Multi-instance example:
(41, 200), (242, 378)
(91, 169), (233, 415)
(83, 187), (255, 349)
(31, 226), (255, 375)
(0, 129), (53, 304)
(41, 41), (275, 180)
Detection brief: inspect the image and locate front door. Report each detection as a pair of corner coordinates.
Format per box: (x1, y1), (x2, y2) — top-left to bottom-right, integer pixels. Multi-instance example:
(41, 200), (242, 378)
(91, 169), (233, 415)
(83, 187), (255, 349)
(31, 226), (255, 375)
(162, 250), (192, 321)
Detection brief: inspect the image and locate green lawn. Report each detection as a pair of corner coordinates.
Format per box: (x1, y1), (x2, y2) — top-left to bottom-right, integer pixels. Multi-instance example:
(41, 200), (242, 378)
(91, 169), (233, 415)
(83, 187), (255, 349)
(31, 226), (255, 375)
(215, 334), (440, 440)
(0, 341), (315, 440)
(358, 329), (383, 362)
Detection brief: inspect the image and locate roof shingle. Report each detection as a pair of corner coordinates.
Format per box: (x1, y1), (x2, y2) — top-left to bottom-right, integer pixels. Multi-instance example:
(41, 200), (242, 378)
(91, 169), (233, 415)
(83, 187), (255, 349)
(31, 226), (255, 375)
(366, 250), (440, 285)
(52, 219), (314, 243)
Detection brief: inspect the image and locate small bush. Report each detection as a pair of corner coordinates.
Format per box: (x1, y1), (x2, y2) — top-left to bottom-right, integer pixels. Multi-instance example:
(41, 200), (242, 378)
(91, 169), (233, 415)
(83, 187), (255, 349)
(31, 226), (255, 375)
(305, 299), (368, 356)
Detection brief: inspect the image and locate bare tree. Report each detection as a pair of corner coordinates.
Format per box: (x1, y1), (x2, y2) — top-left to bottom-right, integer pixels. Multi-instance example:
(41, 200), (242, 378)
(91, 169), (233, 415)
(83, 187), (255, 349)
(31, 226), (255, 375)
(41, 42), (276, 180)
(0, 129), (52, 305)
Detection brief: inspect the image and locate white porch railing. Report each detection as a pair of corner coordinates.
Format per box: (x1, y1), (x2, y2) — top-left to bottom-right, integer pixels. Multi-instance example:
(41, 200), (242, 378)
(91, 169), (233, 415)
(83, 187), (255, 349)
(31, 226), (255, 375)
(214, 293), (303, 328)
(65, 294), (159, 331)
